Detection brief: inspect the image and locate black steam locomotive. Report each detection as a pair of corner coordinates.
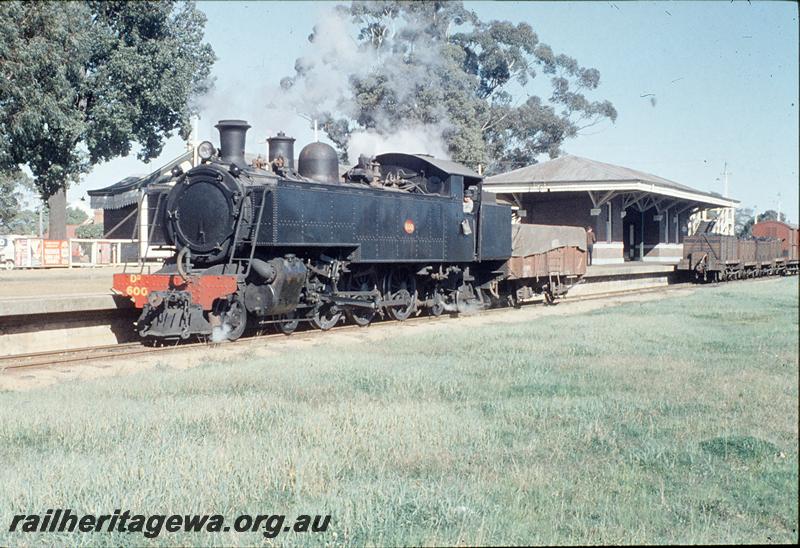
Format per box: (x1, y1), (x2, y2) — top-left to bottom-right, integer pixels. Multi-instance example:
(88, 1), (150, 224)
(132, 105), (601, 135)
(114, 120), (585, 340)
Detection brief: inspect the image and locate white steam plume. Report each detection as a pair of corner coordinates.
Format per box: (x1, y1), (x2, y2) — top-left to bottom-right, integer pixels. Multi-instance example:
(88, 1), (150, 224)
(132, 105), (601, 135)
(271, 6), (455, 163)
(347, 124), (452, 162)
(196, 6), (457, 163)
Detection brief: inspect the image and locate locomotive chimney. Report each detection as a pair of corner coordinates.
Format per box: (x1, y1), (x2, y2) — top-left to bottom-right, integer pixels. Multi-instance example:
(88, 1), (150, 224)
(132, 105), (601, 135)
(267, 131), (296, 169)
(215, 119), (251, 168)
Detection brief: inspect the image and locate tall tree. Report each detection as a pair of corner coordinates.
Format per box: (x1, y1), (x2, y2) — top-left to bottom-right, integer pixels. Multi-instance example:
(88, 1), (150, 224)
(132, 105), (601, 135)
(280, 1), (616, 170)
(0, 1), (215, 239)
(734, 207), (753, 238)
(66, 207), (89, 226)
(757, 209), (786, 223)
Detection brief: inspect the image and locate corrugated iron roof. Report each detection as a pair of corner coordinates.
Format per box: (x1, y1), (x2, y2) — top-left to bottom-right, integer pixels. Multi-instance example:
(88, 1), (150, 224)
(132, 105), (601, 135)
(88, 151), (193, 209)
(484, 155), (731, 203)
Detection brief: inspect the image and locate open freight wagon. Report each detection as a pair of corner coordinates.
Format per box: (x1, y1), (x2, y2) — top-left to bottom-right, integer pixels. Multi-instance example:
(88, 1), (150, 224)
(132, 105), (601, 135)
(678, 220), (788, 280)
(503, 223), (587, 303)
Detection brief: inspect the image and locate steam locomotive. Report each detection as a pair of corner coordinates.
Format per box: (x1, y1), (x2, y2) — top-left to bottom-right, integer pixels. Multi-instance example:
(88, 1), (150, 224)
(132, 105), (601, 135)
(113, 119), (587, 341)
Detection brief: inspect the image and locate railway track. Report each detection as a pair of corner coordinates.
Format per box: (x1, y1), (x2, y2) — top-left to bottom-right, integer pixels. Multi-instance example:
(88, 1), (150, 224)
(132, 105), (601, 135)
(0, 277), (778, 373)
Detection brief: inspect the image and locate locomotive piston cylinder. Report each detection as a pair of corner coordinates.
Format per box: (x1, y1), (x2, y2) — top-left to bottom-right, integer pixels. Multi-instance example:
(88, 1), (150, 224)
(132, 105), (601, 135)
(244, 257), (307, 316)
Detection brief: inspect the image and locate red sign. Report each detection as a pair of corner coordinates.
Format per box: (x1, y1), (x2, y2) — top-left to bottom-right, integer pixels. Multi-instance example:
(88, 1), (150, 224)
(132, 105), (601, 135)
(403, 219), (415, 234)
(14, 238), (42, 267)
(42, 240), (69, 266)
(113, 273), (238, 310)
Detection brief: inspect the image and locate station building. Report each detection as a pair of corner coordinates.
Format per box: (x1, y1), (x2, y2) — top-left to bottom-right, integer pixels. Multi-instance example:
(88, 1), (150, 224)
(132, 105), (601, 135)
(88, 151), (194, 261)
(484, 155), (738, 264)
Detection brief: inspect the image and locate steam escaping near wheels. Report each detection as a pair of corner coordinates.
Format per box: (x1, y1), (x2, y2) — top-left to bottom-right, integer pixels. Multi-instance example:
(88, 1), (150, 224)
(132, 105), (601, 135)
(210, 323), (233, 344)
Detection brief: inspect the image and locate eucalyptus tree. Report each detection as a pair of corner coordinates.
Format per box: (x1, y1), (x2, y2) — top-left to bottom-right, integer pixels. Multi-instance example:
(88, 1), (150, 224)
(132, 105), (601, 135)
(281, 0), (616, 171)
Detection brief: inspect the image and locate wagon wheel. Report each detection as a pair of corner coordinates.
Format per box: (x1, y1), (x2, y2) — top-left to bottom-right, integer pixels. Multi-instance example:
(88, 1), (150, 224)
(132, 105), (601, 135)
(506, 286), (521, 309)
(311, 303), (342, 331)
(276, 311), (299, 335)
(383, 268), (417, 321)
(345, 269), (379, 327)
(454, 282), (484, 314)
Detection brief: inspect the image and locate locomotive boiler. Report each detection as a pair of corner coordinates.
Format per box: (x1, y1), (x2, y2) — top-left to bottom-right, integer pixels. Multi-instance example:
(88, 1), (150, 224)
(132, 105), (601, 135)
(114, 119), (587, 341)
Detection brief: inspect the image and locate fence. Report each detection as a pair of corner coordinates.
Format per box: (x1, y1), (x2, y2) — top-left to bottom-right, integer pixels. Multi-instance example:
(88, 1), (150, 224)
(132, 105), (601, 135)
(3, 237), (173, 269)
(68, 239), (138, 267)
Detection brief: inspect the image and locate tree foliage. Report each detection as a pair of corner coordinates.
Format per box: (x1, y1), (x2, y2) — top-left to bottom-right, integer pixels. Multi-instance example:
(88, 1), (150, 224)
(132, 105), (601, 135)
(67, 207), (89, 226)
(1, 209), (42, 236)
(281, 1), (616, 170)
(75, 222), (104, 239)
(0, 170), (31, 232)
(736, 208), (787, 238)
(734, 207), (753, 238)
(0, 1), (215, 234)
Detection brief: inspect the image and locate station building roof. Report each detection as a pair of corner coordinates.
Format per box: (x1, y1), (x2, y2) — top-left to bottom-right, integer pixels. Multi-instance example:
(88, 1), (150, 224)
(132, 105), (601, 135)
(484, 155), (738, 209)
(88, 151), (193, 210)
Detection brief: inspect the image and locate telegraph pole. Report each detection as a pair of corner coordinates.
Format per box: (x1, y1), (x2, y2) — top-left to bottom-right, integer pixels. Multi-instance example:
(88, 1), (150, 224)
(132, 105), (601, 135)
(719, 162), (733, 235)
(188, 116), (200, 166)
(722, 162), (729, 198)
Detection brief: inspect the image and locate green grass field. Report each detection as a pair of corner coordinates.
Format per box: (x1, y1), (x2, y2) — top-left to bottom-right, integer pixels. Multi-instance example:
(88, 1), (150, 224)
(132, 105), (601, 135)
(1, 278), (797, 546)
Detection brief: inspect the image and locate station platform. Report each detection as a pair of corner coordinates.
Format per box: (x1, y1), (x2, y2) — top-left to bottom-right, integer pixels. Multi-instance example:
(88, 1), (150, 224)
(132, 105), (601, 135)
(0, 265), (155, 299)
(0, 260), (681, 356)
(569, 261), (677, 297)
(0, 293), (131, 317)
(584, 262), (676, 278)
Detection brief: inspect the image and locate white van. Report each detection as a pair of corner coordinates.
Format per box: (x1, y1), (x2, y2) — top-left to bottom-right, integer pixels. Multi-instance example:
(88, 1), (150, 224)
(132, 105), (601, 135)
(0, 235), (17, 269)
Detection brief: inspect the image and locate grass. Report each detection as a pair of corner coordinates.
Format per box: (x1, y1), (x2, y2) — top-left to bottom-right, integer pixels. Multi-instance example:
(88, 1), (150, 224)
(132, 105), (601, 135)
(0, 277), (797, 546)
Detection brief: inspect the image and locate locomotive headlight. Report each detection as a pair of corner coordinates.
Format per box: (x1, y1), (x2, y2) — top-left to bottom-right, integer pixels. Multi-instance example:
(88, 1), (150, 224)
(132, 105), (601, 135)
(197, 141), (216, 161)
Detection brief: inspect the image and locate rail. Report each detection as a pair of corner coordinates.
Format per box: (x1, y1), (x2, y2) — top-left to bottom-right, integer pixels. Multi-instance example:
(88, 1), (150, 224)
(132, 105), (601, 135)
(0, 279), (724, 373)
(0, 275), (787, 373)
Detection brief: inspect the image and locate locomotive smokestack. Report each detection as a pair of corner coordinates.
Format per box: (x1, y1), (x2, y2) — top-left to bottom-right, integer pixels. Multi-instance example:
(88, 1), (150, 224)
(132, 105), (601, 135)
(215, 119), (251, 168)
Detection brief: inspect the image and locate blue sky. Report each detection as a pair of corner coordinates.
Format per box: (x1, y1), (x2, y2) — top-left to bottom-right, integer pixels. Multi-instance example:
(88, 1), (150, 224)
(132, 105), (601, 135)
(69, 0), (799, 222)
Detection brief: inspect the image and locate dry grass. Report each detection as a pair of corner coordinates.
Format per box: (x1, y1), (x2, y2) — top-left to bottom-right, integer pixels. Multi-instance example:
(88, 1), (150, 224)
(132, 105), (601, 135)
(0, 277), (797, 546)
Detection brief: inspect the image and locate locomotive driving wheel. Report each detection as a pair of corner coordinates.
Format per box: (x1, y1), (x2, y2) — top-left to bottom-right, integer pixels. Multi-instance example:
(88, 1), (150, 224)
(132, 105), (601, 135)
(211, 294), (247, 341)
(345, 269), (379, 327)
(311, 303), (342, 331)
(383, 267), (417, 321)
(276, 311), (299, 335)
